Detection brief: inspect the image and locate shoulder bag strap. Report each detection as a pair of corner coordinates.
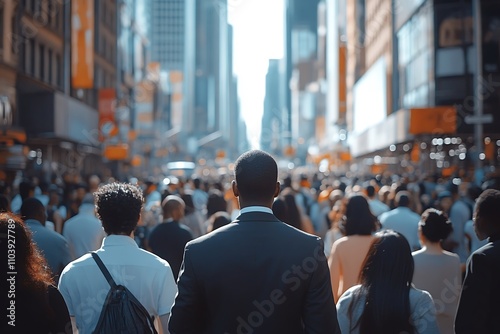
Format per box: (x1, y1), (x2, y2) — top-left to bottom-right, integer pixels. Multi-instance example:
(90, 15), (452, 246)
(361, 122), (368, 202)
(91, 252), (117, 288)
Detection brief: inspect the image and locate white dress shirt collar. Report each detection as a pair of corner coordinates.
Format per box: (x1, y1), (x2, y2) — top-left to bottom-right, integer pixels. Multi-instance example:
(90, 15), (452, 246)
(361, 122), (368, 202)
(239, 206), (273, 215)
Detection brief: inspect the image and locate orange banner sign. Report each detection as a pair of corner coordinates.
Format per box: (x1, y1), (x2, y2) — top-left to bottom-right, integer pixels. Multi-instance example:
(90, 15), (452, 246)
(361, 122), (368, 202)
(98, 88), (116, 141)
(71, 0), (94, 88)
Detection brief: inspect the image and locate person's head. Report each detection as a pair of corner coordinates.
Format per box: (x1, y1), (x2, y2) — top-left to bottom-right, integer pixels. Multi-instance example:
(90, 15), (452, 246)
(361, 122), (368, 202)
(20, 198), (47, 225)
(299, 174), (310, 188)
(419, 208), (453, 243)
(395, 191), (411, 208)
(180, 193), (195, 215)
(144, 179), (157, 195)
(0, 194), (10, 212)
(340, 194), (377, 236)
(0, 213), (53, 286)
(474, 189), (500, 240)
(19, 179), (35, 200)
(206, 189), (227, 218)
(94, 183), (144, 236)
(437, 190), (453, 212)
(232, 150), (280, 207)
(162, 195), (186, 221)
(75, 183), (88, 201)
(365, 185), (376, 199)
(207, 211), (231, 233)
(279, 189), (302, 229)
(192, 177), (202, 190)
(80, 193), (95, 207)
(88, 174), (101, 192)
(272, 198), (288, 222)
(378, 185), (391, 204)
(47, 185), (61, 204)
(354, 230), (414, 333)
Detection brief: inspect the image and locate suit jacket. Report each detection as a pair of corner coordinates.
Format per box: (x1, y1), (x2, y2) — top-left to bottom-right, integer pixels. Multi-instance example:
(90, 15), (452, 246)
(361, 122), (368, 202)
(148, 220), (193, 280)
(169, 211), (341, 334)
(455, 234), (500, 333)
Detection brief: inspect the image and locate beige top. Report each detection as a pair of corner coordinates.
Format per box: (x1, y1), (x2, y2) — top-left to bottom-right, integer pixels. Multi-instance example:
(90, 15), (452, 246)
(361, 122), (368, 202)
(412, 249), (462, 334)
(328, 235), (375, 302)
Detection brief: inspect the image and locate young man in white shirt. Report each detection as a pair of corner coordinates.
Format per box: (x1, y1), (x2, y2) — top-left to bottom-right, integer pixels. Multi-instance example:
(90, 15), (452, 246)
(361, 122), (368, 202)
(58, 182), (177, 334)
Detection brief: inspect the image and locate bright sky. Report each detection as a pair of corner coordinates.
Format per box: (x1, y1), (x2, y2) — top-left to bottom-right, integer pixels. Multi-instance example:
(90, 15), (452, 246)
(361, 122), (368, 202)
(228, 0), (284, 149)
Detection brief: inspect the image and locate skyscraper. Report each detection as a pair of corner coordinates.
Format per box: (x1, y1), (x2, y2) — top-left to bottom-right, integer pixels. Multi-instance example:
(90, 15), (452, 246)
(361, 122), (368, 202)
(147, 0), (234, 160)
(150, 0), (185, 71)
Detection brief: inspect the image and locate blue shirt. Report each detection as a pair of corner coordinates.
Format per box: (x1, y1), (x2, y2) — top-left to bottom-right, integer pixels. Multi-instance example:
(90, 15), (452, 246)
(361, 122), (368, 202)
(25, 219), (71, 276)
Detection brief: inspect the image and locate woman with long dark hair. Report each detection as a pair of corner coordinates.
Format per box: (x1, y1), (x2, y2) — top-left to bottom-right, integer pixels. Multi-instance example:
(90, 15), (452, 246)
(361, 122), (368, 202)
(0, 213), (72, 333)
(275, 188), (315, 234)
(336, 230), (438, 334)
(328, 194), (378, 301)
(413, 209), (461, 334)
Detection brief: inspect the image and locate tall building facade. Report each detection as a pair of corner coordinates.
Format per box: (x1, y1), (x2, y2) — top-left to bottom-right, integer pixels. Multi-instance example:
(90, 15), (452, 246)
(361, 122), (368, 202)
(150, 0), (185, 71)
(282, 0), (321, 162)
(345, 0), (500, 175)
(261, 59), (283, 155)
(148, 0), (237, 162)
(1, 0), (119, 183)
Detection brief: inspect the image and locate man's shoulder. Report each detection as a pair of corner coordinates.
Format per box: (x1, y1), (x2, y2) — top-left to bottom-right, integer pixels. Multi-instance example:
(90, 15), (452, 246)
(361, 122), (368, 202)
(32, 224), (68, 243)
(62, 248), (171, 275)
(186, 221), (319, 250)
(473, 240), (500, 258)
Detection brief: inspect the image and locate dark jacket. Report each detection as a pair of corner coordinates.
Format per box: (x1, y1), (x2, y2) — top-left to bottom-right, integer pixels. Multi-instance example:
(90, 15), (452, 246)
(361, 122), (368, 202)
(455, 234), (500, 333)
(169, 211), (341, 334)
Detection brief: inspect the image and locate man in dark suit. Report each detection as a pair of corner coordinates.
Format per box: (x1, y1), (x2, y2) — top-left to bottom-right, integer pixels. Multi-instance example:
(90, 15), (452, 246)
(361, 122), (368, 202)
(169, 150), (340, 334)
(455, 189), (500, 333)
(148, 195), (193, 280)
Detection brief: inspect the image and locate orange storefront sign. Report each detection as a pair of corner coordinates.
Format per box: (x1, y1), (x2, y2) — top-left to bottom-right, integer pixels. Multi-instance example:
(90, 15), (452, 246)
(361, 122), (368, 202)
(71, 0), (94, 88)
(409, 106), (457, 135)
(104, 144), (129, 161)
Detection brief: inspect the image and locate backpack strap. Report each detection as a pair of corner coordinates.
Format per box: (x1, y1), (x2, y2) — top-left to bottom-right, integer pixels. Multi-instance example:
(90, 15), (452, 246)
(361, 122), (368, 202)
(91, 252), (117, 289)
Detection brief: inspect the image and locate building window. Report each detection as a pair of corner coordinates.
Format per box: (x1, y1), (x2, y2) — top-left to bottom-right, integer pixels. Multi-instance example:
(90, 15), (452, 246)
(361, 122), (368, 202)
(55, 54), (62, 88)
(29, 39), (35, 75)
(48, 48), (53, 85)
(39, 44), (45, 81)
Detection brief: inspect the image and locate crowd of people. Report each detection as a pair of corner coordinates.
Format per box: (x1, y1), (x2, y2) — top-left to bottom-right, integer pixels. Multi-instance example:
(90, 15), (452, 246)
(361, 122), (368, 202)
(1, 149), (499, 333)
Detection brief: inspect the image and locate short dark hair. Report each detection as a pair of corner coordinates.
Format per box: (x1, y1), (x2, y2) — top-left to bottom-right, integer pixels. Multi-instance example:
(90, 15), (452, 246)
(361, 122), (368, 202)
(419, 208), (453, 242)
(476, 189), (500, 230)
(366, 185), (376, 198)
(192, 178), (201, 189)
(19, 179), (35, 200)
(94, 183), (144, 235)
(272, 198), (288, 222)
(206, 189), (227, 218)
(20, 198), (45, 221)
(234, 150), (277, 201)
(340, 194), (378, 236)
(396, 191), (411, 207)
(208, 211), (231, 232)
(180, 193), (195, 215)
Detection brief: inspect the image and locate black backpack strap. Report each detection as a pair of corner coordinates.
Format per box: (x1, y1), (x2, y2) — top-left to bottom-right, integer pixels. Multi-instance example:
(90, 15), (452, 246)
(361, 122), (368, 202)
(91, 252), (117, 288)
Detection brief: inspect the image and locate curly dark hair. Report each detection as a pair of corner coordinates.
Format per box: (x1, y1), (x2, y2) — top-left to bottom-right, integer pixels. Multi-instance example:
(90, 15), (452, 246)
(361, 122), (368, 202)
(0, 213), (54, 287)
(94, 182), (144, 235)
